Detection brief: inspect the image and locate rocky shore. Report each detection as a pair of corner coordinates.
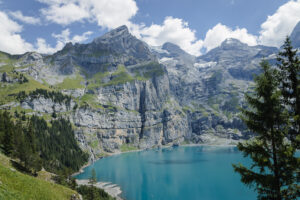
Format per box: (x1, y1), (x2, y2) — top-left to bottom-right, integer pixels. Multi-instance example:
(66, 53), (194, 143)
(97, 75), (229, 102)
(76, 179), (123, 200)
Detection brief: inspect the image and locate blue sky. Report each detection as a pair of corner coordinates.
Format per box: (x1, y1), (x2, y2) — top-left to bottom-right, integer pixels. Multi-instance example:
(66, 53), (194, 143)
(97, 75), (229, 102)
(0, 0), (300, 55)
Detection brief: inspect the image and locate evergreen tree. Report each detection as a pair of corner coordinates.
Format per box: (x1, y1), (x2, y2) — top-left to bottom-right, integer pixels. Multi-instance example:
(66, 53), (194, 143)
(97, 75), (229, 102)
(277, 37), (300, 148)
(1, 72), (7, 82)
(89, 168), (97, 186)
(87, 169), (98, 200)
(1, 112), (14, 156)
(52, 111), (57, 118)
(233, 61), (299, 200)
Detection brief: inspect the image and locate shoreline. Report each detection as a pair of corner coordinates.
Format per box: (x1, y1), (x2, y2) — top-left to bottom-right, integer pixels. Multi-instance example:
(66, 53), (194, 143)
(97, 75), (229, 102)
(73, 142), (239, 200)
(74, 141), (239, 176)
(76, 179), (123, 200)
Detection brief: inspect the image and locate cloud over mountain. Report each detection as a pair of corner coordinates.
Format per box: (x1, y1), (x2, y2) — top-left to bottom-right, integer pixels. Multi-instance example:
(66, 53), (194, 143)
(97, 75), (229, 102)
(38, 0), (138, 29)
(259, 0), (300, 47)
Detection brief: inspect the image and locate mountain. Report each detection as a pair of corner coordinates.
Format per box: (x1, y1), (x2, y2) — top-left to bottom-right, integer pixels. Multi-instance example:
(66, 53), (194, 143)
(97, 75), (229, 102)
(0, 25), (279, 160)
(290, 21), (300, 48)
(198, 38), (277, 80)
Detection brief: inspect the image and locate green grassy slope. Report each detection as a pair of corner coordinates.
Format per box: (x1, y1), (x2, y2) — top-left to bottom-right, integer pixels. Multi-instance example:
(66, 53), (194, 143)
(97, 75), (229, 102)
(0, 153), (79, 200)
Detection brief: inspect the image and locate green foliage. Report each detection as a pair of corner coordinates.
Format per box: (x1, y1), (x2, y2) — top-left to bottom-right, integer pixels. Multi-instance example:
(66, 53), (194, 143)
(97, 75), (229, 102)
(222, 96), (239, 112)
(79, 94), (104, 110)
(120, 144), (138, 152)
(277, 37), (300, 149)
(103, 65), (134, 86)
(0, 112), (88, 174)
(0, 153), (79, 200)
(52, 171), (78, 190)
(0, 76), (49, 105)
(131, 62), (165, 80)
(56, 73), (85, 90)
(0, 111), (14, 155)
(77, 185), (114, 200)
(86, 71), (110, 90)
(233, 61), (299, 200)
(85, 62), (164, 90)
(89, 168), (97, 185)
(30, 116), (89, 173)
(77, 185), (115, 200)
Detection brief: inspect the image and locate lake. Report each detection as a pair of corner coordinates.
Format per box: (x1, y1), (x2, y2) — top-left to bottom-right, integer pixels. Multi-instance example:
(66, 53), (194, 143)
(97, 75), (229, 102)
(75, 145), (256, 200)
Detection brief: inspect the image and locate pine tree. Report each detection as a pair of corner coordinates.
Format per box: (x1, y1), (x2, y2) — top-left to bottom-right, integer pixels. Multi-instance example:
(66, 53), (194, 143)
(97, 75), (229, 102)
(1, 111), (14, 156)
(233, 61), (299, 200)
(89, 168), (97, 186)
(277, 37), (300, 148)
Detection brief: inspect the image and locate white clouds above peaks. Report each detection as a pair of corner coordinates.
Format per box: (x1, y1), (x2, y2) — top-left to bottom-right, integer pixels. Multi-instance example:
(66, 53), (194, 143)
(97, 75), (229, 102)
(202, 23), (258, 51)
(35, 0), (300, 55)
(2, 0), (300, 56)
(9, 11), (41, 25)
(132, 17), (203, 56)
(0, 11), (33, 54)
(259, 0), (300, 47)
(130, 18), (257, 56)
(36, 29), (93, 54)
(38, 0), (138, 29)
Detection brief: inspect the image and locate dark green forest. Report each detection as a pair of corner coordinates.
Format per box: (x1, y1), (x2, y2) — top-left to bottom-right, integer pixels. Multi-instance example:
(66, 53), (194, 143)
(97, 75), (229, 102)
(0, 111), (88, 174)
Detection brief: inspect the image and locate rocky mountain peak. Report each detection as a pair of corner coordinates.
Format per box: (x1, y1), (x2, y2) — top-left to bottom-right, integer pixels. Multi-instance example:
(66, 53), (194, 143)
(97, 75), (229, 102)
(220, 38), (248, 49)
(159, 42), (195, 62)
(50, 25), (156, 74)
(93, 25), (130, 44)
(290, 21), (300, 48)
(162, 42), (187, 56)
(162, 42), (185, 54)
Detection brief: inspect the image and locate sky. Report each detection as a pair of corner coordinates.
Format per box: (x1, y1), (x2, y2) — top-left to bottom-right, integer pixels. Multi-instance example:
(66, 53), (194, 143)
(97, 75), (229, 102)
(0, 0), (300, 56)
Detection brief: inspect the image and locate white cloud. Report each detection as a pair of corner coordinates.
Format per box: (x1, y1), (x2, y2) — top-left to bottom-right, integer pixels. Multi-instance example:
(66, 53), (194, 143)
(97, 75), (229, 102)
(129, 18), (257, 56)
(132, 17), (203, 56)
(202, 23), (258, 51)
(259, 0), (300, 47)
(36, 29), (93, 54)
(0, 10), (93, 55)
(40, 2), (89, 25)
(88, 0), (138, 28)
(38, 0), (138, 29)
(35, 38), (63, 54)
(9, 11), (41, 25)
(52, 28), (92, 43)
(0, 11), (33, 54)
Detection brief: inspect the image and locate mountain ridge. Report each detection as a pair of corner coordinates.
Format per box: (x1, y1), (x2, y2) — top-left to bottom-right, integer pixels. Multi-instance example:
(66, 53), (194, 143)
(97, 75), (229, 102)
(0, 22), (299, 160)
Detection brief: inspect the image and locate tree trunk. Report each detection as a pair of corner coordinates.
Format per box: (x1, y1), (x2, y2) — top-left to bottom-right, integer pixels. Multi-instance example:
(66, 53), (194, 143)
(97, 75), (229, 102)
(271, 128), (281, 200)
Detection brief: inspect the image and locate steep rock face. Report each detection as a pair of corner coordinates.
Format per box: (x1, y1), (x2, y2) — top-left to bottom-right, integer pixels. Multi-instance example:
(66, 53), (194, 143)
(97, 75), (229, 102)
(21, 97), (75, 113)
(70, 75), (188, 153)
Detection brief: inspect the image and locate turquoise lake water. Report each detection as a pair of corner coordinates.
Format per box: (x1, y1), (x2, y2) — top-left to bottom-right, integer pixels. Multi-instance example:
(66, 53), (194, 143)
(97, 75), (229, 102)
(75, 146), (257, 200)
